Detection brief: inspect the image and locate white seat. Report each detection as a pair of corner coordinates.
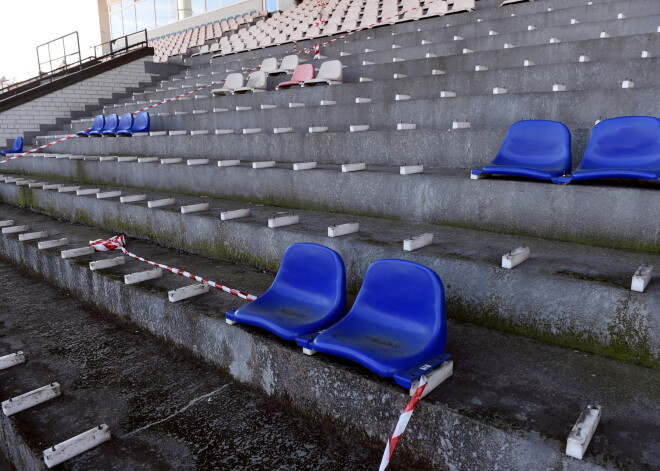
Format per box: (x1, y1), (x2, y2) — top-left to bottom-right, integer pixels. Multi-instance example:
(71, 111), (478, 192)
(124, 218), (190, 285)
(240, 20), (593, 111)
(212, 73), (244, 95)
(270, 54), (299, 75)
(424, 0), (449, 16)
(260, 57), (279, 74)
(303, 60), (343, 86)
(233, 71), (268, 93)
(448, 0), (476, 13)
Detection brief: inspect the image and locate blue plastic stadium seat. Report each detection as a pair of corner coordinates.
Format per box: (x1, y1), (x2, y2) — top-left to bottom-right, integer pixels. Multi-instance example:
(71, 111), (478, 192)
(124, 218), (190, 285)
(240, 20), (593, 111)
(0, 136), (23, 155)
(117, 111), (150, 136)
(296, 259), (451, 389)
(103, 113), (133, 136)
(471, 120), (572, 182)
(77, 115), (104, 137)
(226, 243), (346, 340)
(554, 116), (660, 184)
(89, 114), (118, 137)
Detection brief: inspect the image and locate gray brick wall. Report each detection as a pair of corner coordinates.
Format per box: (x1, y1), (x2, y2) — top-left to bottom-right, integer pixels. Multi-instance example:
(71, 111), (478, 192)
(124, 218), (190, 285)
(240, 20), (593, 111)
(0, 58), (156, 146)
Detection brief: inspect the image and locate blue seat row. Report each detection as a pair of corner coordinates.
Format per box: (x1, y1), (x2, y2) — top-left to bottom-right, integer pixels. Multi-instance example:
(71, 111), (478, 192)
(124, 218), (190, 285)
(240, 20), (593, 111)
(77, 112), (150, 137)
(472, 116), (660, 184)
(226, 243), (450, 389)
(0, 136), (23, 155)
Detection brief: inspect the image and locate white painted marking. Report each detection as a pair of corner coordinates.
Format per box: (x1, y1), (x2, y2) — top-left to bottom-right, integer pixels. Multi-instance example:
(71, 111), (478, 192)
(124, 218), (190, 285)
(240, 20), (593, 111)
(43, 424), (111, 468)
(215, 129), (234, 135)
(268, 214), (299, 228)
(641, 51), (650, 58)
(99, 156), (118, 161)
(38, 238), (69, 250)
(502, 246), (530, 269)
(61, 247), (95, 259)
(168, 283), (209, 302)
(15, 180), (35, 186)
(302, 348), (317, 356)
(489, 30), (498, 35)
(621, 80), (634, 89)
(220, 208), (250, 221)
(570, 18), (579, 24)
(0, 351), (25, 370)
(440, 91), (456, 98)
(169, 130), (188, 136)
(309, 126), (328, 133)
(320, 100), (336, 106)
(393, 74), (407, 79)
(89, 256), (125, 271)
(161, 158), (183, 164)
(600, 31), (610, 38)
(452, 121), (471, 129)
(150, 131), (167, 136)
(403, 233), (433, 251)
(148, 198), (176, 208)
(76, 188), (100, 196)
(341, 163), (366, 173)
(261, 104), (277, 110)
(395, 94), (411, 101)
(350, 125), (370, 132)
(0, 220), (14, 227)
(579, 55), (591, 63)
(493, 87), (508, 95)
(252, 161), (276, 169)
(181, 202), (210, 214)
(117, 157), (137, 162)
(453, 35), (463, 41)
(566, 405), (601, 459)
(355, 97), (371, 104)
(120, 194), (147, 203)
(136, 157), (157, 163)
(293, 162), (317, 171)
(124, 267), (163, 285)
(96, 191), (122, 199)
(190, 130), (209, 136)
(397, 123), (417, 131)
(2, 383), (61, 416)
(462, 48), (473, 54)
(288, 102), (305, 108)
(274, 127), (293, 134)
(631, 264), (653, 292)
(187, 159), (209, 165)
(28, 182), (48, 188)
(359, 76), (373, 82)
(549, 37), (561, 43)
(19, 231), (48, 241)
(242, 128), (261, 134)
(218, 160), (240, 167)
(328, 222), (359, 238)
(236, 106), (251, 111)
(400, 164), (423, 175)
(475, 65), (488, 71)
(504, 43), (514, 48)
(2, 225), (30, 234)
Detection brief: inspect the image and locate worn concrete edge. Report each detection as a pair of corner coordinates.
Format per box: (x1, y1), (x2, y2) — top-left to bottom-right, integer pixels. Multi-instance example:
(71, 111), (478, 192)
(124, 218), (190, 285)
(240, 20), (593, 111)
(0, 184), (657, 368)
(2, 161), (659, 255)
(0, 232), (612, 471)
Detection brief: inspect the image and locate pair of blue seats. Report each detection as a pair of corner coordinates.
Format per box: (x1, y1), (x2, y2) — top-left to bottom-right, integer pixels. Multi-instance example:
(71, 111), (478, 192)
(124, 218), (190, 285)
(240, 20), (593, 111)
(77, 112), (150, 137)
(226, 243), (451, 389)
(471, 116), (660, 183)
(0, 136), (23, 155)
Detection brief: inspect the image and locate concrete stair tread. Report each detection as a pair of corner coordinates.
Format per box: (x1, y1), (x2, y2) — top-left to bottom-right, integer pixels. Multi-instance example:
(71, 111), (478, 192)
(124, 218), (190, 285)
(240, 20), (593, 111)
(0, 204), (657, 470)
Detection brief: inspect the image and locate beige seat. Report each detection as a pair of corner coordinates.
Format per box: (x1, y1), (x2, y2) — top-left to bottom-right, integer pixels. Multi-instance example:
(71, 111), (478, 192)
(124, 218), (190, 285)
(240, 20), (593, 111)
(212, 73), (244, 95)
(270, 55), (299, 75)
(233, 71), (268, 93)
(424, 0), (449, 17)
(260, 57), (279, 74)
(448, 0), (476, 13)
(303, 60), (343, 86)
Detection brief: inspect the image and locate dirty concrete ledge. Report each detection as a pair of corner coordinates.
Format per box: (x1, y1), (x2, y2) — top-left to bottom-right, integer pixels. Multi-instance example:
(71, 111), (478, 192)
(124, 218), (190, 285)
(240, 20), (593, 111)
(1, 211), (652, 470)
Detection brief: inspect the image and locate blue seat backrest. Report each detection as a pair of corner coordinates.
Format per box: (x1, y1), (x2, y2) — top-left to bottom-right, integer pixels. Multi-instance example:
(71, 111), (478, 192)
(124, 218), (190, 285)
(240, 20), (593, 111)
(580, 116), (660, 169)
(132, 111), (150, 132)
(10, 136), (23, 152)
(117, 113), (134, 132)
(102, 114), (119, 132)
(494, 120), (571, 171)
(273, 243), (346, 307)
(90, 115), (105, 132)
(353, 259), (447, 351)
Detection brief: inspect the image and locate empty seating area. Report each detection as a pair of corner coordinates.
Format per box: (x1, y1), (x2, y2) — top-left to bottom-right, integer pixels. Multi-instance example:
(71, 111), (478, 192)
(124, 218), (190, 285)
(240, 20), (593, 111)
(1, 0), (659, 468)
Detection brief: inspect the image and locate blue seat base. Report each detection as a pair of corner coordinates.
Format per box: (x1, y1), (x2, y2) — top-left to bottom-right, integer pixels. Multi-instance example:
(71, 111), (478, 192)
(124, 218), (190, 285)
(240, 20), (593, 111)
(472, 166), (566, 183)
(296, 334), (451, 389)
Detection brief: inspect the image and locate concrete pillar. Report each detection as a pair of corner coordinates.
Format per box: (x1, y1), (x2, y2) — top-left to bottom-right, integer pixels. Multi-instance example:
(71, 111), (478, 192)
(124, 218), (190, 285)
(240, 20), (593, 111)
(177, 0), (193, 20)
(97, 0), (112, 54)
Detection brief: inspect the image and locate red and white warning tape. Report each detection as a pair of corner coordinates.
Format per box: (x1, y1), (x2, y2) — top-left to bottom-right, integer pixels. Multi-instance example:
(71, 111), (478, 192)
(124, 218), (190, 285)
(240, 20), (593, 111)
(89, 235), (257, 301)
(379, 376), (427, 471)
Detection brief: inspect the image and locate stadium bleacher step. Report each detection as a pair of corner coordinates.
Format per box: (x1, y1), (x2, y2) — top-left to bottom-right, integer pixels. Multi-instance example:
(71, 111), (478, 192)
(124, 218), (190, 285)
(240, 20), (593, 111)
(0, 203), (657, 471)
(0, 181), (656, 365)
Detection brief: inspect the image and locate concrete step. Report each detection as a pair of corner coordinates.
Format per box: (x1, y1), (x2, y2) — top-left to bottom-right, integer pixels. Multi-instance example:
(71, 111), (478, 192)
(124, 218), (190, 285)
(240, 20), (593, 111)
(0, 203), (658, 471)
(109, 56), (658, 121)
(0, 259), (388, 470)
(0, 183), (657, 364)
(42, 87), (659, 141)
(5, 151), (660, 255)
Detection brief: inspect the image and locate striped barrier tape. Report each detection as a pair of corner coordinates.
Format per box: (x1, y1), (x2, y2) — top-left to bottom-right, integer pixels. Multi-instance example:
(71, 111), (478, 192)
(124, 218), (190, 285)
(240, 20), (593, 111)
(88, 235), (257, 301)
(379, 375), (428, 471)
